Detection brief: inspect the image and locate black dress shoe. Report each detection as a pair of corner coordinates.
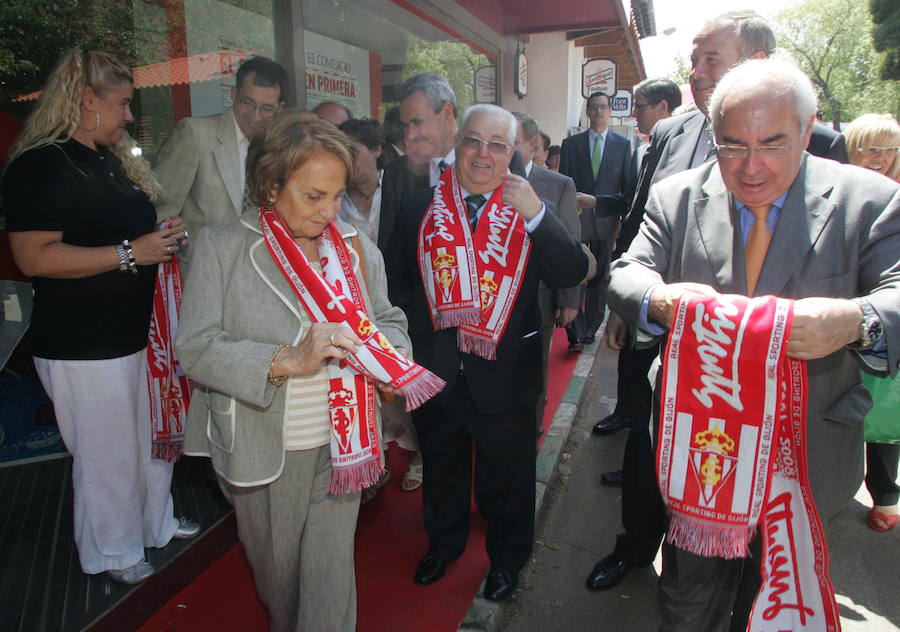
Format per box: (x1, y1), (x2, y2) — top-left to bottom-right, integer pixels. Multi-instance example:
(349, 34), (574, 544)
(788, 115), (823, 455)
(586, 553), (636, 590)
(600, 469), (624, 487)
(592, 413), (630, 435)
(414, 554), (448, 585)
(568, 341), (584, 352)
(583, 334), (596, 344)
(483, 567), (517, 601)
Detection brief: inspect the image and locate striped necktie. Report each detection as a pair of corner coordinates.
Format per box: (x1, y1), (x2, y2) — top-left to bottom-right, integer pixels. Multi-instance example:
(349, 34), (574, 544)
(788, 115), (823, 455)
(464, 194), (486, 228)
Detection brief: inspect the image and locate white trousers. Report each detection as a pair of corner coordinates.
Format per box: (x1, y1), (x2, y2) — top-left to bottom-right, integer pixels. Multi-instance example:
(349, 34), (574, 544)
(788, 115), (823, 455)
(35, 348), (178, 574)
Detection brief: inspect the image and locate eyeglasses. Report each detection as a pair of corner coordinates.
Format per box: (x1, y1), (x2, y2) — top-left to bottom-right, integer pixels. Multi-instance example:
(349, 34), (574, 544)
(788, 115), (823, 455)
(236, 95), (279, 118)
(459, 135), (512, 155)
(632, 101), (658, 111)
(715, 144), (790, 160)
(587, 104), (610, 111)
(858, 146), (900, 155)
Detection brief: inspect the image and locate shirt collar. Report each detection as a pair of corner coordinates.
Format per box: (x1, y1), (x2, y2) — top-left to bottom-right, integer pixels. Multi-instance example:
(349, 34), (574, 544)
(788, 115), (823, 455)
(734, 191), (789, 213)
(232, 109), (249, 146)
(431, 148), (455, 169)
(588, 128), (607, 143)
(524, 160), (534, 177)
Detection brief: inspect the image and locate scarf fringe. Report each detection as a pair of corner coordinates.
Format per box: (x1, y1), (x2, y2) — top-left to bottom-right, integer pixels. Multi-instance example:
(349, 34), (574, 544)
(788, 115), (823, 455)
(434, 307), (482, 330)
(400, 370), (447, 412)
(152, 439), (184, 464)
(668, 514), (755, 559)
(329, 459), (384, 496)
(458, 332), (497, 360)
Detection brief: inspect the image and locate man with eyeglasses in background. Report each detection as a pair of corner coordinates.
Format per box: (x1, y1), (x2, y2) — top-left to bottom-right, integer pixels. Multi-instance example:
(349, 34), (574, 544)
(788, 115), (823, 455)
(154, 56), (287, 248)
(559, 91), (634, 352)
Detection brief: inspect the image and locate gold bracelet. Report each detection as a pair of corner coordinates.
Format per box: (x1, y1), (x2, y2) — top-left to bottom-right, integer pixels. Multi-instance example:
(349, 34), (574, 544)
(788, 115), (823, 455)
(267, 344), (290, 387)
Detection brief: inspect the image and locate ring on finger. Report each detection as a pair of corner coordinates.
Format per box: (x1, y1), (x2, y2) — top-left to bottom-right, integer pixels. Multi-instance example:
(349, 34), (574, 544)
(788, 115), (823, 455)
(329, 334), (336, 346)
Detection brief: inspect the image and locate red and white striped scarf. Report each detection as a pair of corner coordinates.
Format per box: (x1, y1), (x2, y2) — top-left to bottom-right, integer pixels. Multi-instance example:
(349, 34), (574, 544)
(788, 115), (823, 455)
(260, 206), (445, 494)
(147, 256), (192, 462)
(417, 166), (531, 360)
(658, 294), (840, 632)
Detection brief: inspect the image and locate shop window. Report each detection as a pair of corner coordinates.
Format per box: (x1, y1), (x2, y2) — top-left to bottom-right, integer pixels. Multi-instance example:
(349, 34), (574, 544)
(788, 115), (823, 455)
(301, 0), (496, 120)
(0, 0), (274, 167)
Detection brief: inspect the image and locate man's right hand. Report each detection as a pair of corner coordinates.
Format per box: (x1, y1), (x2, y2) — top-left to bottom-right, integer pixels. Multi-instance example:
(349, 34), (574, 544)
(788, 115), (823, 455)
(604, 311), (627, 350)
(576, 192), (597, 210)
(648, 282), (719, 329)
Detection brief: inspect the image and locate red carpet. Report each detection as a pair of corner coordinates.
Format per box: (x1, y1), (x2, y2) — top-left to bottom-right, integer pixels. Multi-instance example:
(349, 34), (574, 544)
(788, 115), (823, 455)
(140, 329), (579, 631)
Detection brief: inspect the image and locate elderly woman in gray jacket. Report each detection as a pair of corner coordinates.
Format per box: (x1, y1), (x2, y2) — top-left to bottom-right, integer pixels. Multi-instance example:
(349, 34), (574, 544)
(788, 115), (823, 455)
(175, 112), (428, 632)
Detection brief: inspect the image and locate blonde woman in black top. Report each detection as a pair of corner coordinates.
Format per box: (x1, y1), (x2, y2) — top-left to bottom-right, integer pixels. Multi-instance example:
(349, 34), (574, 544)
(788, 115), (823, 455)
(4, 49), (196, 584)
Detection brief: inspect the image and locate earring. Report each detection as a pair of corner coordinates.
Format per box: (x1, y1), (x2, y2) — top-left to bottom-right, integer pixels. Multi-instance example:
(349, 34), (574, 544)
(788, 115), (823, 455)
(80, 110), (101, 132)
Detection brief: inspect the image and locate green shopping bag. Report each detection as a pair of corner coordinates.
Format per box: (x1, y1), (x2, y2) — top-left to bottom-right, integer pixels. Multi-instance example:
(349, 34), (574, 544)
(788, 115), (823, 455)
(862, 373), (900, 444)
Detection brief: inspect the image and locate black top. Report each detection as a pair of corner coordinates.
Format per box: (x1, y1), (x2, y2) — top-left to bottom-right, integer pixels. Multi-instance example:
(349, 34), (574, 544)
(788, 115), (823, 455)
(4, 139), (157, 359)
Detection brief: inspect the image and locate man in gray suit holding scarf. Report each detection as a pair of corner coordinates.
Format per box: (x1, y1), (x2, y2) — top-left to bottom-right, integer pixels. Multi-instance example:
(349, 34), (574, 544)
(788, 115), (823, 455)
(609, 58), (900, 632)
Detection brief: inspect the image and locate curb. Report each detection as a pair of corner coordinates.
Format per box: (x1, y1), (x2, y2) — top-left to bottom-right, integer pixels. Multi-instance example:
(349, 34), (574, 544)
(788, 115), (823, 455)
(457, 331), (605, 631)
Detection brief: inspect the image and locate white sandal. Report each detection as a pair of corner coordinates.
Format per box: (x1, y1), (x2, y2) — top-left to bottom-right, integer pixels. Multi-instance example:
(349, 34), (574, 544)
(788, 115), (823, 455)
(402, 462), (423, 491)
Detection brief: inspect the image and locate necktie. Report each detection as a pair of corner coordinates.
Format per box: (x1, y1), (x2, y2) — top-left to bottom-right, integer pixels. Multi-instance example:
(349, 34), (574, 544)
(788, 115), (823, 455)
(591, 135), (603, 179)
(438, 159), (449, 174)
(745, 205), (772, 296)
(464, 194), (486, 228)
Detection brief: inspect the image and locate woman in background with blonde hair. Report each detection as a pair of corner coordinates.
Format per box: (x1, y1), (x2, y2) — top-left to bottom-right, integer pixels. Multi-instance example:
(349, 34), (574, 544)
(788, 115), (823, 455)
(3, 48), (197, 584)
(844, 113), (900, 182)
(844, 112), (900, 532)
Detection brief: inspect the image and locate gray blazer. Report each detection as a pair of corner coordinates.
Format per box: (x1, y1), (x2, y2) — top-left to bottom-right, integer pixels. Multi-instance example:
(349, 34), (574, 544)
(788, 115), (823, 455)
(528, 165), (582, 322)
(154, 110), (244, 238)
(175, 212), (411, 486)
(609, 155), (900, 518)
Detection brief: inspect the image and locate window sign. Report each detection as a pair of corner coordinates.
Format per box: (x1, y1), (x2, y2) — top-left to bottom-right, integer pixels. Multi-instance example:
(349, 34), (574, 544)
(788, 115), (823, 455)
(474, 66), (496, 103)
(304, 30), (371, 118)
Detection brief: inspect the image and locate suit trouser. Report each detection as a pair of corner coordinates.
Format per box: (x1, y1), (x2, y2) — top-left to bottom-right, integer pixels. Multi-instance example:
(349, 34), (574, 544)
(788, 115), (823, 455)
(536, 323), (555, 427)
(222, 447), (360, 632)
(568, 226), (616, 342)
(613, 343), (667, 564)
(865, 442), (900, 506)
(34, 349), (178, 574)
(658, 537), (762, 632)
(413, 374), (537, 573)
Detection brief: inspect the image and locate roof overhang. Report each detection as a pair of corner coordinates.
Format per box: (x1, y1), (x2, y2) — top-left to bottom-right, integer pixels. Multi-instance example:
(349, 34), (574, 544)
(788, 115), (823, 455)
(500, 0), (652, 89)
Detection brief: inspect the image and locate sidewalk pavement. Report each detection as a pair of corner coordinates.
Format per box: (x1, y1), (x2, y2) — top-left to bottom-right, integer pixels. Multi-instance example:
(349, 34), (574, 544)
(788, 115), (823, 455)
(463, 339), (900, 632)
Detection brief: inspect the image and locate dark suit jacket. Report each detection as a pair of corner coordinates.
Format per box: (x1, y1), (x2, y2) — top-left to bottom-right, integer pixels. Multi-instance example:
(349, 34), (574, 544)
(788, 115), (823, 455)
(378, 155), (429, 254)
(559, 129), (634, 241)
(390, 186), (587, 416)
(380, 143), (402, 168)
(616, 112), (851, 257)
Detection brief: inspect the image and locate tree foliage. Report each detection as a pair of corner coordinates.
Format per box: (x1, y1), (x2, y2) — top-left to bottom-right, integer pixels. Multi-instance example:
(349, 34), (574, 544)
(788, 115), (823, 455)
(870, 0), (900, 81)
(391, 35), (491, 115)
(0, 0), (136, 104)
(773, 0), (899, 126)
(667, 55), (691, 87)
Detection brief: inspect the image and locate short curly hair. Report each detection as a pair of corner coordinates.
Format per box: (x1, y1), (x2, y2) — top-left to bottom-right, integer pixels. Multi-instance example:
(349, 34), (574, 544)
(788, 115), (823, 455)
(246, 110), (355, 205)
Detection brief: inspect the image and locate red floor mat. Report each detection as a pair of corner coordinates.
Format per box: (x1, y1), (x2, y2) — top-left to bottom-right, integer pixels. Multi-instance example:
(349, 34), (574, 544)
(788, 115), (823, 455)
(140, 329), (579, 631)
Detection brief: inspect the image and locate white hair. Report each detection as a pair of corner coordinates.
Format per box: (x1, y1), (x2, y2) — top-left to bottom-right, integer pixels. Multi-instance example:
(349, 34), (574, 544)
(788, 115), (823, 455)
(459, 104), (517, 145)
(709, 58), (818, 136)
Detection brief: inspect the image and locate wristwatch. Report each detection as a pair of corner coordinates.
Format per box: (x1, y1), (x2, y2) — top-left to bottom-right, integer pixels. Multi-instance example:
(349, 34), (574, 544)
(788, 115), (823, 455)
(848, 298), (882, 350)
